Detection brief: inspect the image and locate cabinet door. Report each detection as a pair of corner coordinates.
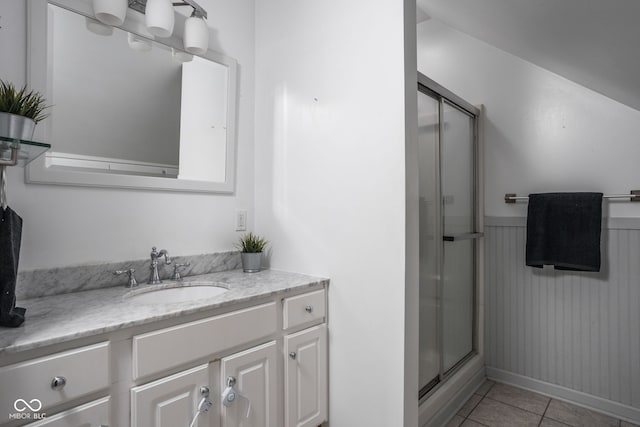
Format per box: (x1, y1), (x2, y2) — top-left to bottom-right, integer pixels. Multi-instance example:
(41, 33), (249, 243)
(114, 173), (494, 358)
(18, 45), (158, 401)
(284, 325), (327, 427)
(26, 396), (109, 427)
(220, 341), (277, 427)
(131, 363), (219, 427)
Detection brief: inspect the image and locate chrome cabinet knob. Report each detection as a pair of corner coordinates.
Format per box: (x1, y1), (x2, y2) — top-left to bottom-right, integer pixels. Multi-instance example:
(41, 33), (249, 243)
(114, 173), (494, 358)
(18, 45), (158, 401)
(289, 352), (297, 360)
(305, 305), (313, 313)
(51, 376), (67, 390)
(200, 386), (210, 398)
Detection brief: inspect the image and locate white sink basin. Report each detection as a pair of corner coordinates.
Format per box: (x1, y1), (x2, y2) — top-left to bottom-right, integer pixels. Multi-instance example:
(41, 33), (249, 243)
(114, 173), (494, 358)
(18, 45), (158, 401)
(127, 282), (229, 304)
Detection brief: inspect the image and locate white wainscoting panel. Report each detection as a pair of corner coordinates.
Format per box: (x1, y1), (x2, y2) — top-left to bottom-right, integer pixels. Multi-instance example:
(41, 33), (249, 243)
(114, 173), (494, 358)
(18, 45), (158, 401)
(484, 217), (640, 415)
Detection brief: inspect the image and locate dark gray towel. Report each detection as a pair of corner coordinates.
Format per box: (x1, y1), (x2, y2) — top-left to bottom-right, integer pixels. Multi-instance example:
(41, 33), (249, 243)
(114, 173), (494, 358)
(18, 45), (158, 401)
(526, 192), (603, 272)
(0, 206), (25, 327)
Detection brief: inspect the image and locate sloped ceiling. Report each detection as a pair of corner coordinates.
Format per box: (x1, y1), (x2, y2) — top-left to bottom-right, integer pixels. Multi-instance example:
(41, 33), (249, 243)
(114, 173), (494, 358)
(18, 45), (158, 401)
(416, 0), (640, 112)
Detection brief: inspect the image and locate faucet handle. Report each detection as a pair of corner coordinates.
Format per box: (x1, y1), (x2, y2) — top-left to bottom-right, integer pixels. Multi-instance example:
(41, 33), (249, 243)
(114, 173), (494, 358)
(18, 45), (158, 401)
(114, 268), (138, 288)
(172, 263), (191, 281)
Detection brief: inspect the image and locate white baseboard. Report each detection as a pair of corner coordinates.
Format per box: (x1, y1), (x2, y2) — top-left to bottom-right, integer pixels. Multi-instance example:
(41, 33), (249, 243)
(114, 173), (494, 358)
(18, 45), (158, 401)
(486, 367), (640, 425)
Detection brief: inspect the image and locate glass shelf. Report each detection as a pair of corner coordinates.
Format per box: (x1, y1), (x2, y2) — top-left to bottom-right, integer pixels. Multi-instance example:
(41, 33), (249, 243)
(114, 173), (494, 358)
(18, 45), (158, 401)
(0, 135), (51, 167)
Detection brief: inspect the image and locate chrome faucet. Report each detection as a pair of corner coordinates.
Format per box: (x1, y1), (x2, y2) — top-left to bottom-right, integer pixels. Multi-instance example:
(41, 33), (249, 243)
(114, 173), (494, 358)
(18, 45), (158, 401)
(148, 247), (171, 284)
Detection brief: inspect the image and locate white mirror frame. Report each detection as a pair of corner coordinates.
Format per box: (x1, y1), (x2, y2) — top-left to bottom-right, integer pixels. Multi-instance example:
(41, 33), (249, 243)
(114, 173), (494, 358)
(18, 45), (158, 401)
(25, 0), (238, 193)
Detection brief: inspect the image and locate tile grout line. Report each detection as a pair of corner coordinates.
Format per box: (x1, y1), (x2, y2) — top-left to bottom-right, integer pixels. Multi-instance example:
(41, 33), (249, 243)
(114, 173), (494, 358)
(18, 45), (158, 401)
(543, 399), (625, 427)
(459, 393), (485, 421)
(458, 381), (494, 422)
(462, 390), (491, 427)
(538, 398), (553, 427)
(482, 395), (548, 418)
(464, 403), (490, 427)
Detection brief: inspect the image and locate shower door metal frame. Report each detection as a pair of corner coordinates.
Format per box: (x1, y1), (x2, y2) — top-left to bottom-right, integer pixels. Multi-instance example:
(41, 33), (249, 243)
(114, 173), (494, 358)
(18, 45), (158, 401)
(418, 72), (481, 401)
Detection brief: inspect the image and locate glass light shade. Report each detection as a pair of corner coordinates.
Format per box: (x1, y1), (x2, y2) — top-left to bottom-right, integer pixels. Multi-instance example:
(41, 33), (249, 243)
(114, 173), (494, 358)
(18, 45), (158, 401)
(171, 48), (194, 63)
(145, 0), (175, 38)
(92, 0), (127, 26)
(183, 16), (209, 54)
(85, 17), (113, 36)
(128, 33), (152, 52)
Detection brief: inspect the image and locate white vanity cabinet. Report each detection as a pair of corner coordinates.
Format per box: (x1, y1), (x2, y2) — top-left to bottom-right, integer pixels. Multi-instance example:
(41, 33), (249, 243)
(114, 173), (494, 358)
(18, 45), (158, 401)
(129, 287), (328, 427)
(282, 290), (328, 427)
(1, 285), (327, 427)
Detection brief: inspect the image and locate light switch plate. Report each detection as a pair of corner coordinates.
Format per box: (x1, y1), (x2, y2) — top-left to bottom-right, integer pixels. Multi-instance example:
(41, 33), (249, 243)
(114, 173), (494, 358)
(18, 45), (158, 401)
(235, 210), (247, 231)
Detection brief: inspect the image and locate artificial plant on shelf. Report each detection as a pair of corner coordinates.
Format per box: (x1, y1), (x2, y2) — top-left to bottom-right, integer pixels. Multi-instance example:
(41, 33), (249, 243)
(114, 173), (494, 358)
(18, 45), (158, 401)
(0, 80), (50, 140)
(237, 232), (268, 273)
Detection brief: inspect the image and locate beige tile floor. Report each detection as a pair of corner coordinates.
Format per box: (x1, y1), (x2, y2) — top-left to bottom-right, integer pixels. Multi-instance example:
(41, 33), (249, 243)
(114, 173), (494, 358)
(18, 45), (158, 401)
(446, 380), (639, 427)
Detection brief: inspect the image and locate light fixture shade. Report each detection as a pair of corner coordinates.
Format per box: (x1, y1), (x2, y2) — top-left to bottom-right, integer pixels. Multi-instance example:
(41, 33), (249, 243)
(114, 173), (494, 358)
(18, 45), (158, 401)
(183, 16), (208, 54)
(92, 0), (127, 26)
(128, 33), (152, 52)
(85, 17), (114, 36)
(145, 0), (175, 38)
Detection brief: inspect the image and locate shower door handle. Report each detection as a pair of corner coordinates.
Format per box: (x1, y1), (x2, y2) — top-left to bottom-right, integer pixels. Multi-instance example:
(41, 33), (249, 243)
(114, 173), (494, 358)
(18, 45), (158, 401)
(443, 232), (484, 242)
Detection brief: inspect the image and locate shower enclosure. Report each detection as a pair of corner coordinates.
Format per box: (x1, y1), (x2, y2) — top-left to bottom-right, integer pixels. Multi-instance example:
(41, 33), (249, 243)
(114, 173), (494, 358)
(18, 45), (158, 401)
(417, 73), (481, 399)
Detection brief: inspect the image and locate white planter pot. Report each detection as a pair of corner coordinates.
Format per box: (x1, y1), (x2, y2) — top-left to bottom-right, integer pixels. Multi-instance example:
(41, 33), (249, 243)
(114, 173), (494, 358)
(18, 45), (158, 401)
(0, 113), (36, 140)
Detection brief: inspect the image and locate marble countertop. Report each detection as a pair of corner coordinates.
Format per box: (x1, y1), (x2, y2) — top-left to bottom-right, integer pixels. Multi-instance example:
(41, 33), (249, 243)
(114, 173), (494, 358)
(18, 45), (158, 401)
(0, 269), (328, 355)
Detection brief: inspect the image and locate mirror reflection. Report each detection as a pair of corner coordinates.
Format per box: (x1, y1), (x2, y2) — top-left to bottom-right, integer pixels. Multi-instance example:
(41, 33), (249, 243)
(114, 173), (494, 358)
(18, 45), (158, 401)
(46, 3), (229, 183)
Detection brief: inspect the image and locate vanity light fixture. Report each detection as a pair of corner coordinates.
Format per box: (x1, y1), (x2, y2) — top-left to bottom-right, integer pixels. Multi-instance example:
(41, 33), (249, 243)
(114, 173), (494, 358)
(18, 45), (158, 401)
(183, 10), (208, 54)
(91, 0), (209, 53)
(144, 0), (174, 37)
(92, 0), (128, 26)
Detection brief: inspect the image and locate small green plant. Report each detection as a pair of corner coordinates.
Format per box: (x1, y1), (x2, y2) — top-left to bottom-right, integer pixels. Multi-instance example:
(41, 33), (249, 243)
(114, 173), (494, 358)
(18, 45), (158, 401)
(237, 232), (268, 253)
(0, 80), (50, 123)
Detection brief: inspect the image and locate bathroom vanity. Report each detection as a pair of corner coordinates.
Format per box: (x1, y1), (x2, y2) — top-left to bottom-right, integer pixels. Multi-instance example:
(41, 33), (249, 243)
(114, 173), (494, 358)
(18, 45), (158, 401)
(0, 270), (328, 427)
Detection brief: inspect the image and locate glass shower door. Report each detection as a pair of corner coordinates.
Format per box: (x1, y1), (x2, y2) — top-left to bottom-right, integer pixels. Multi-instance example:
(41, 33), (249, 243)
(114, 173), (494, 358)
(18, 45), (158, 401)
(418, 80), (479, 399)
(441, 101), (477, 373)
(418, 90), (440, 392)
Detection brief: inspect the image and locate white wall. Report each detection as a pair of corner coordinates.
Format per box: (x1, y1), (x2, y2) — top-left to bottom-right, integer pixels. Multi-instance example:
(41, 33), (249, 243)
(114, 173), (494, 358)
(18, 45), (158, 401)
(417, 19), (640, 218)
(0, 0), (255, 270)
(254, 0), (417, 425)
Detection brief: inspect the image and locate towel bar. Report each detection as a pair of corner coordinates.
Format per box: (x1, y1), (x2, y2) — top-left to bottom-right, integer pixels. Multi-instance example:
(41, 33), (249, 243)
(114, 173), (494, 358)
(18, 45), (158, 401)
(443, 232), (484, 242)
(505, 191), (640, 204)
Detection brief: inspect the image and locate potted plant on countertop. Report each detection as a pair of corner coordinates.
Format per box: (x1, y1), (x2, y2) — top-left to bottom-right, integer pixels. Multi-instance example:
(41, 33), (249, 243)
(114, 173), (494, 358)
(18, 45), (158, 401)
(237, 232), (268, 273)
(0, 80), (50, 141)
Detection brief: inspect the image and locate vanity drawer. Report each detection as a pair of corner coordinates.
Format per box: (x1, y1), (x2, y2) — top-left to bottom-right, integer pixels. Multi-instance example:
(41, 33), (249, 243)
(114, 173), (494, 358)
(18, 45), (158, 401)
(133, 301), (277, 380)
(283, 289), (326, 330)
(0, 342), (110, 416)
(26, 396), (110, 426)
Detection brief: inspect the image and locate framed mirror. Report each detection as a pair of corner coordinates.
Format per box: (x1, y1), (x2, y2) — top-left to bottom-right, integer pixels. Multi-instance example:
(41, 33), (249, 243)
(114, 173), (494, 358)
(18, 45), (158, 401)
(26, 0), (237, 193)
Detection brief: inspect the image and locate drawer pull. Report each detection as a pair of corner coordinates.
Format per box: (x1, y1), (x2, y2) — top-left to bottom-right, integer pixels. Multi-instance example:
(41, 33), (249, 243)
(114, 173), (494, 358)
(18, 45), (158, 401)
(289, 352), (297, 360)
(51, 376), (67, 390)
(305, 305), (313, 313)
